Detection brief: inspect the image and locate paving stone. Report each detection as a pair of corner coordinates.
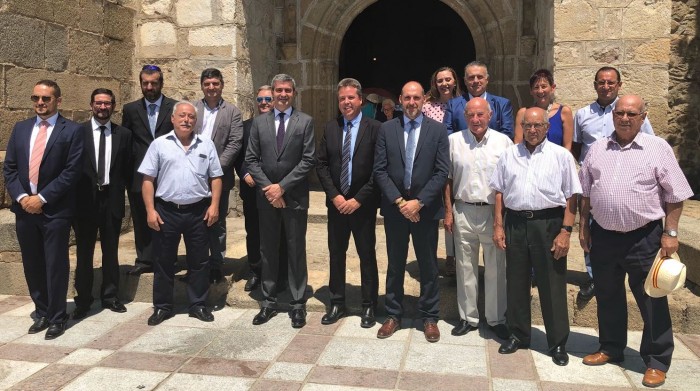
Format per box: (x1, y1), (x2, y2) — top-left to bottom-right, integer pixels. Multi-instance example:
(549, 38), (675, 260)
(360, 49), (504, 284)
(307, 365), (398, 389)
(276, 334), (331, 364)
(57, 348), (114, 365)
(302, 384), (389, 391)
(403, 343), (487, 376)
(228, 308), (297, 331)
(397, 371), (488, 391)
(334, 316), (412, 341)
(0, 315), (33, 344)
(622, 331), (698, 361)
(157, 373), (255, 390)
(0, 359), (48, 389)
(2, 302), (36, 317)
(492, 378), (540, 391)
(408, 319), (486, 346)
(0, 295), (32, 314)
(678, 334), (700, 359)
(123, 325), (217, 355)
(532, 349), (632, 387)
(180, 357), (268, 377)
(317, 337), (404, 370)
(249, 379), (302, 391)
(99, 351), (189, 372)
(84, 322), (152, 350)
(14, 319), (118, 348)
(199, 329), (297, 361)
(263, 362), (313, 381)
(161, 307), (245, 329)
(486, 339), (537, 380)
(0, 343), (73, 363)
(7, 363), (87, 391)
(539, 383), (636, 391)
(61, 367), (169, 391)
(298, 311), (343, 336)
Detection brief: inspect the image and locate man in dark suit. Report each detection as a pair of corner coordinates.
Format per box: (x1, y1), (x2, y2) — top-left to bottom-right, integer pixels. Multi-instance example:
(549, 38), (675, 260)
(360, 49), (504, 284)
(3, 80), (84, 339)
(245, 74), (316, 328)
(71, 88), (132, 320)
(443, 61), (514, 138)
(122, 65), (177, 275)
(374, 81), (450, 343)
(316, 78), (381, 328)
(193, 68), (243, 283)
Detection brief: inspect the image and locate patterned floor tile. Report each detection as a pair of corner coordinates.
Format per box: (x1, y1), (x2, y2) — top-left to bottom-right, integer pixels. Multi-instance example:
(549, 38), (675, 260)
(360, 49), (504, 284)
(57, 348), (114, 365)
(0, 315), (34, 344)
(13, 319), (118, 348)
(334, 316), (412, 341)
(263, 362), (313, 381)
(7, 363), (87, 391)
(678, 333), (700, 359)
(99, 351), (189, 372)
(403, 342), (487, 376)
(0, 296), (33, 315)
(122, 325), (217, 355)
(298, 312), (344, 336)
(179, 357), (268, 377)
(61, 367), (169, 391)
(307, 365), (398, 389)
(492, 378), (540, 391)
(397, 371), (488, 391)
(156, 373), (256, 390)
(157, 307), (245, 329)
(487, 338), (537, 380)
(302, 384), (389, 391)
(0, 359), (48, 389)
(532, 349), (632, 387)
(84, 322), (152, 350)
(408, 319), (486, 346)
(623, 357), (700, 391)
(0, 342), (74, 363)
(198, 329), (297, 361)
(276, 334), (331, 364)
(317, 337), (405, 370)
(249, 379), (302, 391)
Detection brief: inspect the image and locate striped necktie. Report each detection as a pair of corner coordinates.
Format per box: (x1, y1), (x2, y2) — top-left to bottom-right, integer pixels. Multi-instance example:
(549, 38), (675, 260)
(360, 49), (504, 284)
(404, 120), (417, 189)
(28, 120), (49, 190)
(340, 121), (352, 194)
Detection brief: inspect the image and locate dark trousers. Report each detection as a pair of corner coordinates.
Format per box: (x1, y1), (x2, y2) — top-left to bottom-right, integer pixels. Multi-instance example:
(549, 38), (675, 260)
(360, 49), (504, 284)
(327, 206), (379, 308)
(505, 212), (569, 350)
(384, 217), (440, 320)
(151, 200), (210, 311)
(207, 188), (230, 269)
(72, 192), (122, 308)
(240, 183), (261, 276)
(590, 219), (673, 371)
(128, 190), (152, 266)
(15, 213), (71, 324)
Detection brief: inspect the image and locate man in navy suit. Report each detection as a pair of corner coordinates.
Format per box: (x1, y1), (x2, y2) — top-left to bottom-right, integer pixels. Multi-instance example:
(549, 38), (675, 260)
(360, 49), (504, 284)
(3, 80), (84, 339)
(374, 81), (450, 342)
(443, 61), (514, 138)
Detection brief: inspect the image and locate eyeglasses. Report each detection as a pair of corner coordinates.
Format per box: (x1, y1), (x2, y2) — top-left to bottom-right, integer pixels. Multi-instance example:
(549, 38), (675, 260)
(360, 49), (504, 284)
(521, 122), (547, 130)
(142, 64), (162, 72)
(595, 80), (618, 87)
(92, 101), (114, 107)
(30, 95), (53, 103)
(613, 111), (641, 118)
(256, 96), (272, 103)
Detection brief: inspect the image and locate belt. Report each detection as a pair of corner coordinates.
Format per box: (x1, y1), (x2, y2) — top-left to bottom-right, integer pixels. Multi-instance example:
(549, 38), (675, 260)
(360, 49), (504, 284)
(96, 184), (109, 192)
(156, 198), (209, 210)
(506, 207), (563, 220)
(457, 200), (490, 206)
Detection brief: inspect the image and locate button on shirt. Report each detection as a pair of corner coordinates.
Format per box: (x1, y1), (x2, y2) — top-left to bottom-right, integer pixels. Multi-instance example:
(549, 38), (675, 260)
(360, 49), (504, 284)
(489, 139), (582, 210)
(91, 118), (112, 185)
(138, 131), (223, 205)
(579, 132), (693, 232)
(199, 99), (221, 140)
(25, 113), (59, 199)
(449, 128), (513, 204)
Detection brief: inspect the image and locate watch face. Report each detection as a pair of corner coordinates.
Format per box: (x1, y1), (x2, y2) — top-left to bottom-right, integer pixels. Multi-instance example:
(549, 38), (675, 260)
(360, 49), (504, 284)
(665, 230), (678, 237)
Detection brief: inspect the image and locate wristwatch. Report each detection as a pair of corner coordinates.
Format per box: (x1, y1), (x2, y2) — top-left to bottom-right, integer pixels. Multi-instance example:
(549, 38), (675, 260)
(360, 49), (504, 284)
(561, 225), (573, 233)
(663, 229), (678, 238)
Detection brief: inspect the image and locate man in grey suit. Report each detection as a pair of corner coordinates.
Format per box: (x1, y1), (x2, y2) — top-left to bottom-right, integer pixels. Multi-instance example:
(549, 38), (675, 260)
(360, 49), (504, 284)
(194, 68), (243, 283)
(245, 74), (316, 328)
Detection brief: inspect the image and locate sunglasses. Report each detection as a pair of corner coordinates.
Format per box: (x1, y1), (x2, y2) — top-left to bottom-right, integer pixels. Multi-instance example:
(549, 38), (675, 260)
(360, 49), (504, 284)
(30, 95), (54, 103)
(256, 97), (272, 103)
(142, 64), (162, 72)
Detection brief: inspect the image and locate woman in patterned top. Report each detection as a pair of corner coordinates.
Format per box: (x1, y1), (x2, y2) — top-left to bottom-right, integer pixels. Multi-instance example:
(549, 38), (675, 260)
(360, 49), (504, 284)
(422, 66), (462, 124)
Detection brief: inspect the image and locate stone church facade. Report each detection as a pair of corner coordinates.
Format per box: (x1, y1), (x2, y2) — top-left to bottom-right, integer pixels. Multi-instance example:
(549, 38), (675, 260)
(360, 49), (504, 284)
(0, 0), (698, 206)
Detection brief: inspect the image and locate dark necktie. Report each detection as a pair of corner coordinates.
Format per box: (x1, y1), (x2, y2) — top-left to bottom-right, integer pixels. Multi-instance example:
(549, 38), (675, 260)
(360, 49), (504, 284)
(148, 103), (157, 135)
(340, 121), (352, 194)
(97, 126), (106, 185)
(277, 112), (285, 151)
(404, 120), (417, 189)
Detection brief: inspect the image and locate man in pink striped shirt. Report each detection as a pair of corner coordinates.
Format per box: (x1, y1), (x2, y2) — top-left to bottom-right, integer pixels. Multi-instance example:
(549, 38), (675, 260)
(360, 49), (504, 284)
(578, 95), (693, 388)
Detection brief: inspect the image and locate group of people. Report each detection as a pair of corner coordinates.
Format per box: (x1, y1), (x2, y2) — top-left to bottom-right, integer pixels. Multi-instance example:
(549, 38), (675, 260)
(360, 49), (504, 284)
(2, 60), (693, 389)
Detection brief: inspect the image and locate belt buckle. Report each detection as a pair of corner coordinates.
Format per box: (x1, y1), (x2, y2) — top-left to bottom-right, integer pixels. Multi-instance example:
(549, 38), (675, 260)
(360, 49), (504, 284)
(523, 210), (534, 219)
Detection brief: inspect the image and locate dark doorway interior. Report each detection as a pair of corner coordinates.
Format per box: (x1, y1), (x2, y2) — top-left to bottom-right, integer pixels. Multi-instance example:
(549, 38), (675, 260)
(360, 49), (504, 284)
(339, 0), (475, 99)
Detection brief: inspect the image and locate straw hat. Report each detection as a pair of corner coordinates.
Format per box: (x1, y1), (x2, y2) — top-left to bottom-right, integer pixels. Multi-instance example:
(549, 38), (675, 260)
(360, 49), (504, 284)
(365, 93), (381, 104)
(644, 250), (686, 298)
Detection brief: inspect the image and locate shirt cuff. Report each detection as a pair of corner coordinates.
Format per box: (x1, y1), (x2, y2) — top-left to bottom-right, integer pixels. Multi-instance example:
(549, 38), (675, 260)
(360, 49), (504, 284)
(38, 194), (47, 204)
(16, 193), (28, 202)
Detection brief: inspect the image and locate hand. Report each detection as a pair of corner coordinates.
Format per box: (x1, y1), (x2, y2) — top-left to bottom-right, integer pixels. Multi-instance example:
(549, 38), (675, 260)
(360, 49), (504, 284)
(493, 225), (506, 250)
(332, 195), (346, 211)
(551, 231), (571, 260)
(339, 198), (361, 214)
(399, 199), (422, 223)
(147, 209), (164, 231)
(244, 175), (256, 187)
(271, 197), (286, 208)
(263, 183), (284, 202)
(443, 211), (453, 234)
(579, 224), (591, 253)
(22, 195), (44, 214)
(660, 234), (679, 257)
(204, 204), (219, 227)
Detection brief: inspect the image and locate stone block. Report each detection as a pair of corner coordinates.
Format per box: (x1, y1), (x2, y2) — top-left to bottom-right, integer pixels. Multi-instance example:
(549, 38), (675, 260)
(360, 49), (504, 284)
(621, 0), (672, 39)
(520, 36), (537, 56)
(142, 0), (173, 16)
(279, 62), (303, 85)
(187, 26), (235, 57)
(49, 0), (81, 28)
(0, 14), (45, 69)
(0, 109), (32, 150)
(220, 0), (238, 23)
(175, 0), (213, 26)
(625, 38), (671, 64)
(54, 74), (121, 111)
(554, 0), (598, 41)
(105, 2), (136, 41)
(586, 41), (623, 65)
(2, 0), (54, 21)
(5, 67), (50, 109)
(553, 41), (586, 66)
(619, 65), (669, 101)
(138, 21), (177, 57)
(600, 8), (623, 39)
(108, 40), (134, 79)
(45, 24), (69, 72)
(69, 31), (107, 76)
(280, 43), (297, 61)
(555, 67), (598, 104)
(78, 0), (104, 33)
(0, 209), (20, 252)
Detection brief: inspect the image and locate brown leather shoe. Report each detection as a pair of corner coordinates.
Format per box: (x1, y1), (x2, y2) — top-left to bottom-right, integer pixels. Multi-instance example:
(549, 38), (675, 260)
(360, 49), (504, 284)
(377, 317), (400, 339)
(582, 351), (624, 366)
(424, 320), (440, 343)
(642, 368), (666, 388)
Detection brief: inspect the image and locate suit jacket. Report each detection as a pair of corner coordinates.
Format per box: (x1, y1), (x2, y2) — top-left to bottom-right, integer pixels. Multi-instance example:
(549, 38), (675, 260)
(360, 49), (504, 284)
(443, 93), (514, 138)
(234, 118), (253, 181)
(316, 116), (381, 211)
(194, 99), (243, 191)
(74, 121), (132, 219)
(121, 95), (177, 192)
(373, 116), (449, 221)
(244, 109), (316, 210)
(3, 115), (85, 219)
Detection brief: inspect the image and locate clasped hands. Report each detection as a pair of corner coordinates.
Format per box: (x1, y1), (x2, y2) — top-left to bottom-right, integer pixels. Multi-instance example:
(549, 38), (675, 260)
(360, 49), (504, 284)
(396, 198), (421, 223)
(332, 195), (361, 214)
(20, 195), (43, 214)
(263, 183), (286, 208)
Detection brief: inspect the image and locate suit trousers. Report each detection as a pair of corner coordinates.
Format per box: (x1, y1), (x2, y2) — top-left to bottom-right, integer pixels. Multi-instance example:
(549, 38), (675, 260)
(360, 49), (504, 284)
(152, 201), (210, 311)
(16, 213), (71, 324)
(128, 190), (153, 266)
(453, 202), (506, 326)
(72, 191), (122, 308)
(590, 219), (673, 371)
(445, 224), (455, 257)
(240, 183), (261, 276)
(327, 206), (379, 308)
(505, 212), (569, 350)
(207, 189), (230, 269)
(384, 216), (440, 320)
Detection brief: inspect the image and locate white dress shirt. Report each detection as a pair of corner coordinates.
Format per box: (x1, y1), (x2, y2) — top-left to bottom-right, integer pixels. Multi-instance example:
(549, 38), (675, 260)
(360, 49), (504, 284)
(199, 99), (221, 140)
(91, 117), (112, 185)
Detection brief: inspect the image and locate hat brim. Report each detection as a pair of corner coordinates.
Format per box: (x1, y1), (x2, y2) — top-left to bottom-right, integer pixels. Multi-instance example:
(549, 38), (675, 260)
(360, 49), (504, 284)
(644, 250), (685, 298)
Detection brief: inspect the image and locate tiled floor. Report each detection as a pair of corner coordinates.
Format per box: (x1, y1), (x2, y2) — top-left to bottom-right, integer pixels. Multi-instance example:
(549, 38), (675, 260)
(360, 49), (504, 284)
(1, 295), (699, 390)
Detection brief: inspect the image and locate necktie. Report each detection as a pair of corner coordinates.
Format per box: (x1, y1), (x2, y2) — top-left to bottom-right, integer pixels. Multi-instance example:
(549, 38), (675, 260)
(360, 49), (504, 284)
(276, 112), (285, 151)
(97, 125), (106, 185)
(404, 120), (417, 190)
(340, 121), (352, 194)
(29, 120), (49, 190)
(148, 103), (157, 135)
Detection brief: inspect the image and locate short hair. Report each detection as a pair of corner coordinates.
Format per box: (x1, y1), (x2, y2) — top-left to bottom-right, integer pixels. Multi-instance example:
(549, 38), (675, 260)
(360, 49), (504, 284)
(529, 69), (555, 88)
(200, 68), (224, 84)
(382, 98), (395, 107)
(139, 64), (164, 84)
(257, 85), (272, 93)
(337, 78), (363, 96)
(595, 66), (621, 82)
(464, 61), (489, 77)
(90, 88), (116, 104)
(36, 79), (61, 98)
(172, 100), (197, 116)
(427, 67), (462, 101)
(271, 74), (296, 91)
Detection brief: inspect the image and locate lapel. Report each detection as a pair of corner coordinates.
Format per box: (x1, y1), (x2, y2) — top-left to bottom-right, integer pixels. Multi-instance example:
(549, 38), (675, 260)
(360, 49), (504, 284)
(334, 117), (345, 155)
(154, 96), (172, 136)
(42, 115), (66, 164)
(263, 112), (278, 155)
(395, 117), (406, 166)
(413, 117), (429, 160)
(210, 100), (225, 140)
(353, 117), (368, 157)
(110, 122), (121, 173)
(83, 122), (97, 174)
(136, 98), (150, 135)
(19, 119), (34, 163)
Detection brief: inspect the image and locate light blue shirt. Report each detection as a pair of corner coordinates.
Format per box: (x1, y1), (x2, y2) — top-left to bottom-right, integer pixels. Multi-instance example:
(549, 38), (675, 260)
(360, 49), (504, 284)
(342, 112), (362, 187)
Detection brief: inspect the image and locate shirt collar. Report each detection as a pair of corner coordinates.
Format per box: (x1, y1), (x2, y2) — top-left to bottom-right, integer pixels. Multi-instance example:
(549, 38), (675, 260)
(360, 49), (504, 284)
(607, 130), (645, 149)
(466, 127), (492, 144)
(145, 95), (164, 107)
(91, 117), (111, 131)
(520, 137), (549, 155)
(165, 130), (202, 145)
(202, 98), (224, 111)
(591, 96), (619, 113)
(274, 107), (293, 118)
(35, 113), (59, 126)
(344, 112), (362, 128)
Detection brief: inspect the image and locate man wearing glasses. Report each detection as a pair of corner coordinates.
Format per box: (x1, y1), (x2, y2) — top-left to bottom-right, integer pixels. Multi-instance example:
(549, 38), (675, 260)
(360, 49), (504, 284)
(3, 80), (84, 339)
(122, 65), (177, 275)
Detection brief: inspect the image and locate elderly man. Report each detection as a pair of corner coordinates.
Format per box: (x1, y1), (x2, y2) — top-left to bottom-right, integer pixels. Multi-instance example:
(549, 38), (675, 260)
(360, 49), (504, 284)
(579, 95), (693, 388)
(490, 107), (581, 366)
(444, 97), (512, 338)
(139, 101), (223, 325)
(374, 81), (449, 342)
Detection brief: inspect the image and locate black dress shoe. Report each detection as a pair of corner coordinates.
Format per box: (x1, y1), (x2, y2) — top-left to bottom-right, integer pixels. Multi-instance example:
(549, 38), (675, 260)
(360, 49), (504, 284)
(147, 308), (173, 326)
(321, 304), (346, 325)
(128, 263), (153, 275)
(252, 307), (277, 325)
(102, 300), (127, 313)
(45, 321), (67, 340)
(577, 279), (595, 301)
(498, 337), (530, 354)
(360, 307), (376, 328)
(244, 275), (260, 292)
(28, 317), (49, 334)
(72, 306), (91, 320)
(189, 307), (214, 322)
(290, 308), (307, 328)
(451, 319), (478, 336)
(210, 269), (224, 284)
(552, 345), (569, 366)
(489, 324), (510, 340)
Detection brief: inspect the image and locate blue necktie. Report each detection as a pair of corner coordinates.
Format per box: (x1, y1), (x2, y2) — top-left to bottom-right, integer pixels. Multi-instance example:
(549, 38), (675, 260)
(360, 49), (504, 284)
(148, 103), (157, 135)
(404, 120), (417, 189)
(340, 121), (352, 194)
(276, 112), (285, 151)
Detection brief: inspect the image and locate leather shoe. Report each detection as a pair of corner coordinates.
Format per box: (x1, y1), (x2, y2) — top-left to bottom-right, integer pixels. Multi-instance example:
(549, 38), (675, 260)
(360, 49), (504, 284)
(551, 345), (569, 366)
(102, 300), (127, 313)
(498, 337), (529, 354)
(210, 269), (224, 283)
(424, 320), (440, 343)
(127, 263), (153, 275)
(45, 321), (66, 340)
(189, 307), (214, 322)
(489, 324), (510, 340)
(72, 306), (91, 320)
(451, 319), (478, 336)
(244, 275), (260, 292)
(377, 317), (400, 339)
(577, 279), (595, 301)
(321, 304), (346, 325)
(28, 317), (49, 334)
(582, 351), (624, 366)
(147, 308), (173, 326)
(290, 308), (307, 328)
(252, 307), (277, 325)
(642, 368), (666, 388)
(360, 307), (376, 328)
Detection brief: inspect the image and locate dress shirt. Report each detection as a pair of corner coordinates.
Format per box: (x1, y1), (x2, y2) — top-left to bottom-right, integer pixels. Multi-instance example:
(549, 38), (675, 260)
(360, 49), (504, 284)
(138, 131), (223, 204)
(579, 132), (693, 232)
(22, 113), (59, 200)
(342, 112), (362, 187)
(199, 99), (221, 140)
(489, 139), (582, 210)
(403, 114), (423, 164)
(91, 118), (112, 185)
(273, 107), (293, 135)
(573, 97), (654, 163)
(449, 128), (513, 204)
